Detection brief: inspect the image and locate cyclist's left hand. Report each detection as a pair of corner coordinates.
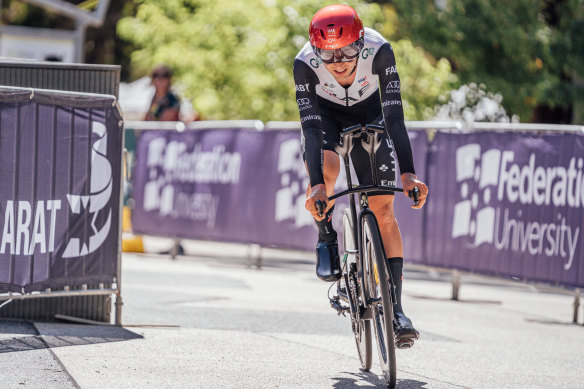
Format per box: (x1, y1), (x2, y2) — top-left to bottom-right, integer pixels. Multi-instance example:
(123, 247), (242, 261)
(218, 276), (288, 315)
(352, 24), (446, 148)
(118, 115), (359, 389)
(401, 173), (428, 209)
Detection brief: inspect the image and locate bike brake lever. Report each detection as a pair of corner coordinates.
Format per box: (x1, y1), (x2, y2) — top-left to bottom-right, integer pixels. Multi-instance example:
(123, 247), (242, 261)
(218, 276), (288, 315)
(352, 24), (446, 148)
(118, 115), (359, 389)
(408, 187), (420, 206)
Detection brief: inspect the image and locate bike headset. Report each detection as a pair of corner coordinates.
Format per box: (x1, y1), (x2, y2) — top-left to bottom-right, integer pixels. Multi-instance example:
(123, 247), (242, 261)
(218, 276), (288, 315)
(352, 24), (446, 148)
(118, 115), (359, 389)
(309, 4), (364, 71)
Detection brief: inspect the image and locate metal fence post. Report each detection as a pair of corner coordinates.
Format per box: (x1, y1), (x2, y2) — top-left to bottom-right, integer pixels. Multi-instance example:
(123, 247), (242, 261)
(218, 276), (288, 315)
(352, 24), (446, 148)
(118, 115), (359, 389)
(574, 288), (580, 324)
(248, 244), (263, 269)
(451, 269), (461, 301)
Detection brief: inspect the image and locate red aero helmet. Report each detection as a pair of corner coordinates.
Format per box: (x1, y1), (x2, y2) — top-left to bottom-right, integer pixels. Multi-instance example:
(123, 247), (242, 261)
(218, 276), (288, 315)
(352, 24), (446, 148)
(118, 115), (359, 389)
(309, 4), (364, 50)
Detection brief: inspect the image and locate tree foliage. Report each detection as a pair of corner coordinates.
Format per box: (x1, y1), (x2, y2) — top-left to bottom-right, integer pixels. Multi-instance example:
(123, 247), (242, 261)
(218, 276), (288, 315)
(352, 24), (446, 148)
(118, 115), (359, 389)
(390, 0), (584, 123)
(117, 0), (455, 121)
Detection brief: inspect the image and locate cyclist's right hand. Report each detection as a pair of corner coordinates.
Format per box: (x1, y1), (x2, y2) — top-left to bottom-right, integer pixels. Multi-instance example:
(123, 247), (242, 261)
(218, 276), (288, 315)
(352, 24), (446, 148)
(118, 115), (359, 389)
(305, 184), (328, 221)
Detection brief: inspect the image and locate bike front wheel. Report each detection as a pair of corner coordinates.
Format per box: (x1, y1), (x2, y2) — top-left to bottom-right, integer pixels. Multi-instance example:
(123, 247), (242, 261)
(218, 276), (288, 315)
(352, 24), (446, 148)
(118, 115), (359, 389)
(342, 208), (372, 371)
(362, 213), (396, 388)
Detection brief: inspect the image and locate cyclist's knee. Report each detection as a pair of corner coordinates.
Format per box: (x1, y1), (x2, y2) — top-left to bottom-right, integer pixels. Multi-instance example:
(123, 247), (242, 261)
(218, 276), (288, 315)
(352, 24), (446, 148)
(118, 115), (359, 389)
(369, 197), (397, 225)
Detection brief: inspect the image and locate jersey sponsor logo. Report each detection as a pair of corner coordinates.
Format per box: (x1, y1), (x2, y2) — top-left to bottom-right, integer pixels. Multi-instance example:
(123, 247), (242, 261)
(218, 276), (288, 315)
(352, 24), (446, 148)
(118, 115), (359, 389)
(385, 80), (400, 94)
(310, 58), (321, 68)
(300, 114), (321, 123)
(297, 98), (311, 111)
(382, 100), (402, 107)
(358, 83), (371, 97)
(452, 144), (583, 270)
(380, 180), (396, 187)
(295, 83), (310, 92)
(362, 47), (375, 59)
(358, 76), (367, 84)
(385, 65), (397, 75)
(321, 83), (336, 96)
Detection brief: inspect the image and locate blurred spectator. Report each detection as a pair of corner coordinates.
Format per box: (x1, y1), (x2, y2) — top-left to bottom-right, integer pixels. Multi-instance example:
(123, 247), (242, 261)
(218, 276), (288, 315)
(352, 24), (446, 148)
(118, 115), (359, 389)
(144, 64), (181, 121)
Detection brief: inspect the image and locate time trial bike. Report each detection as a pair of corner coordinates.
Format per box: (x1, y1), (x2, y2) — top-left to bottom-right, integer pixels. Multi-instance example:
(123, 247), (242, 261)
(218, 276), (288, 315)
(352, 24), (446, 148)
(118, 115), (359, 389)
(316, 124), (419, 389)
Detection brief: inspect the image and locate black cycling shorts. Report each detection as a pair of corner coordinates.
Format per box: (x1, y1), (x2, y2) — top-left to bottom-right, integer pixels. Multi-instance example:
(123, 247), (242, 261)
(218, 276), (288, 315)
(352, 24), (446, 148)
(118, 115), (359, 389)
(302, 107), (397, 195)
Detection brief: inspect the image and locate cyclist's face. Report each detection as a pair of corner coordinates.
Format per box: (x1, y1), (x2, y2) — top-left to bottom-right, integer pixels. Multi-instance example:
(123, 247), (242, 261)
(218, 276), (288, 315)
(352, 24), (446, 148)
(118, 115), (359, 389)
(324, 59), (358, 86)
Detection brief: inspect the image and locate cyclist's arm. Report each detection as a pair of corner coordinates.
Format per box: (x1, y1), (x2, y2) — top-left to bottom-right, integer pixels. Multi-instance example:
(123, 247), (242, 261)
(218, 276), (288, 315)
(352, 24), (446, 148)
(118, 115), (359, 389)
(293, 59), (324, 187)
(372, 43), (416, 175)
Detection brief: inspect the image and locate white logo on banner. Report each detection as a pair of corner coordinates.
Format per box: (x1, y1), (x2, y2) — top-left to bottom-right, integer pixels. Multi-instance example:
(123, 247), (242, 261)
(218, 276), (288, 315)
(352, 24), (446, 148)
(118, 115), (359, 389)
(274, 139), (313, 228)
(452, 144), (583, 270)
(143, 138), (241, 228)
(63, 121), (113, 258)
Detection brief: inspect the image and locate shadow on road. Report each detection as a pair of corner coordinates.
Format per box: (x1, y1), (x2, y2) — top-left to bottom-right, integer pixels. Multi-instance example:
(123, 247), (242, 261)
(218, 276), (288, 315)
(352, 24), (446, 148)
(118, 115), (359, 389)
(0, 320), (143, 354)
(408, 293), (502, 305)
(524, 317), (580, 326)
(331, 371), (429, 388)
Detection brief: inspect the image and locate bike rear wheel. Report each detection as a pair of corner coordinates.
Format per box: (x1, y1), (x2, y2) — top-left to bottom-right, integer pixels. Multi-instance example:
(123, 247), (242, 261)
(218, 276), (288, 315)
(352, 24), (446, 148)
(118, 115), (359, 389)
(342, 208), (372, 371)
(362, 213), (396, 388)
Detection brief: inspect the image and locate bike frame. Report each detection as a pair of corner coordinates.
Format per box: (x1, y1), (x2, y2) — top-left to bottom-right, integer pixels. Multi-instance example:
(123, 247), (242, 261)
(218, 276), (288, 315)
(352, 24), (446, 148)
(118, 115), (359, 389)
(331, 125), (402, 311)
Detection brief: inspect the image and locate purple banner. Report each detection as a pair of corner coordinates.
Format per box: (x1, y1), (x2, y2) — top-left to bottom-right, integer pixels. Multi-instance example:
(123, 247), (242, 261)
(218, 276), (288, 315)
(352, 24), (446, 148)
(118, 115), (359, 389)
(393, 130), (428, 263)
(132, 128), (427, 253)
(426, 131), (584, 287)
(132, 129), (316, 248)
(0, 90), (123, 293)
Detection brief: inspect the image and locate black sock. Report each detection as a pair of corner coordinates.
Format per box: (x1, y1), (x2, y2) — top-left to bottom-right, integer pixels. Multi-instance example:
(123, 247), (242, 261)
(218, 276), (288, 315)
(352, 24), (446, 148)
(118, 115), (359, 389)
(315, 205), (337, 242)
(388, 257), (404, 314)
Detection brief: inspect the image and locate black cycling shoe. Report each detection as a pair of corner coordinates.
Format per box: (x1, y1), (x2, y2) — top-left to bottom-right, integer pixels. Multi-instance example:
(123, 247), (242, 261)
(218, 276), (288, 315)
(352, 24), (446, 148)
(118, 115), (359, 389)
(315, 240), (342, 281)
(393, 312), (419, 341)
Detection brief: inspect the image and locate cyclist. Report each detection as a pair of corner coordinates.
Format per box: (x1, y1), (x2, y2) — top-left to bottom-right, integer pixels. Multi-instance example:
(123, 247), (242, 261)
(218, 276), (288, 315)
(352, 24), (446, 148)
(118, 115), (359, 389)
(294, 4), (428, 344)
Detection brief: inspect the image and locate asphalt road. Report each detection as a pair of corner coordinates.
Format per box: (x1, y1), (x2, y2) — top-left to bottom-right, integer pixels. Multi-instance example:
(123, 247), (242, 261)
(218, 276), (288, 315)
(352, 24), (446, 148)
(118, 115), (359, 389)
(1, 239), (584, 388)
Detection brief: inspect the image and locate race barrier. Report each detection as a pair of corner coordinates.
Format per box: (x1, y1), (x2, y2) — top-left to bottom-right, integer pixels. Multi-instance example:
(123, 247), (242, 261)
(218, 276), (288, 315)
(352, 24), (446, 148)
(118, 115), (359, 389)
(130, 122), (427, 257)
(425, 131), (584, 287)
(0, 87), (124, 322)
(129, 121), (584, 289)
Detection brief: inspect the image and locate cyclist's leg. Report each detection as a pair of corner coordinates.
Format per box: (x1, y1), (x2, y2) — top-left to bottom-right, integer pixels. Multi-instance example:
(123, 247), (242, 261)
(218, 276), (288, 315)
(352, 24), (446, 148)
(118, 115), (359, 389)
(368, 195), (403, 258)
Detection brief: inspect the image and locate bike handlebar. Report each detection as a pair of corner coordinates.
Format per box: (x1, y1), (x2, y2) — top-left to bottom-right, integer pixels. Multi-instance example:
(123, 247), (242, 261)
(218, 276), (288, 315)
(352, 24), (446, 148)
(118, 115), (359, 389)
(314, 185), (419, 217)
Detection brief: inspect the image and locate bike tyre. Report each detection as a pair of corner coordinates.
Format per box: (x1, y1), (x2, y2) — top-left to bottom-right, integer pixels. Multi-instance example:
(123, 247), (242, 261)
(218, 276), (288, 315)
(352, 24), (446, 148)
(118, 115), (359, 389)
(342, 209), (372, 371)
(362, 213), (396, 388)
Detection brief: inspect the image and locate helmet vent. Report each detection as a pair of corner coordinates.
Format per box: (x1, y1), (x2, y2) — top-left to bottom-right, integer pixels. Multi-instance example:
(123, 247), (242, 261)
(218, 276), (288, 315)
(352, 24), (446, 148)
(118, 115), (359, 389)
(338, 27), (343, 38)
(320, 29), (326, 39)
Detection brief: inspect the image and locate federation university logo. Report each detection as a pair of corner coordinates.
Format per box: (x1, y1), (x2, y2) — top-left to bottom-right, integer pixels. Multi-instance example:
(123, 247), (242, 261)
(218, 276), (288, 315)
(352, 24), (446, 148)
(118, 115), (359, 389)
(452, 144), (499, 245)
(451, 143), (583, 270)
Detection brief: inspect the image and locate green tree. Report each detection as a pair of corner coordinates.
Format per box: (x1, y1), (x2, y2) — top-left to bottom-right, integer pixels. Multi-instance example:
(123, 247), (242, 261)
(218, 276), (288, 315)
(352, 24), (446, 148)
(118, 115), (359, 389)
(389, 0), (584, 123)
(118, 0), (455, 121)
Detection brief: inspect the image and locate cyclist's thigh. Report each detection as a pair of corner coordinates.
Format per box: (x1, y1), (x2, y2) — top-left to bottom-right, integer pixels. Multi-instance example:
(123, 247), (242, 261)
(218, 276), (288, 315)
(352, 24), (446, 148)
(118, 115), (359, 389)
(350, 129), (397, 191)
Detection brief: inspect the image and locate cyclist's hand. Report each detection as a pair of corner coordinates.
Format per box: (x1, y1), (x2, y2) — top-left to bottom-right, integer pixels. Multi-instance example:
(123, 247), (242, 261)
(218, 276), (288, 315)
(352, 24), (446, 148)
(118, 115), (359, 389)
(305, 184), (329, 221)
(401, 173), (428, 209)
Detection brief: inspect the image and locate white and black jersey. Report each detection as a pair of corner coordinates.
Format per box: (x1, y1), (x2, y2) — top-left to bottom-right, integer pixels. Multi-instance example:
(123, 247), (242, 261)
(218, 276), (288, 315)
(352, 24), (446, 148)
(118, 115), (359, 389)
(293, 27), (415, 188)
